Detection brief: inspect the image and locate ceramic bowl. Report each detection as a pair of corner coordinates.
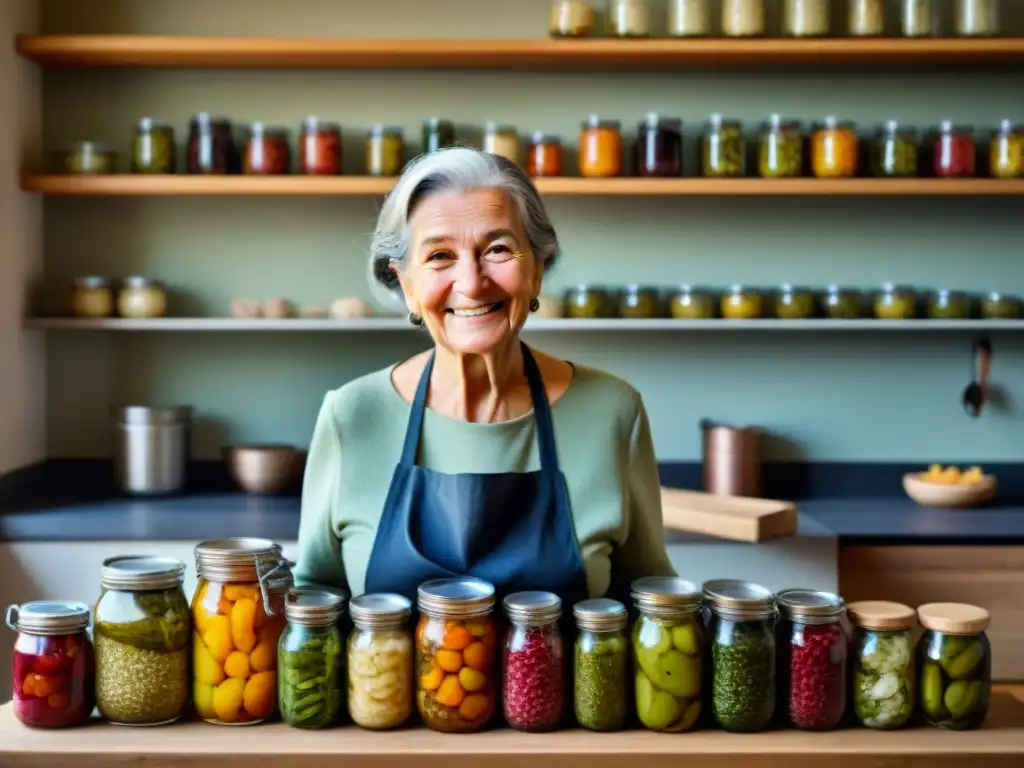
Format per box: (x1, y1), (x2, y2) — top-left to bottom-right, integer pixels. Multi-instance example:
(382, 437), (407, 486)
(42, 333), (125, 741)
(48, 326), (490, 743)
(902, 472), (997, 509)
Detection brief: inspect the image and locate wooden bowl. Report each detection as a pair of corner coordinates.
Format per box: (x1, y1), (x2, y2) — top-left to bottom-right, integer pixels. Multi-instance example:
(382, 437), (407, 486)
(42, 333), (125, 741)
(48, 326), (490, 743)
(223, 444), (305, 495)
(902, 472), (997, 509)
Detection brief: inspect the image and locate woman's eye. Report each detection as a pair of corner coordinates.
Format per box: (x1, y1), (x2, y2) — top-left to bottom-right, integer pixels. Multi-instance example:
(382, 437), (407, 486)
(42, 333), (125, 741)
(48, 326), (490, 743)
(426, 251), (451, 262)
(484, 245), (515, 262)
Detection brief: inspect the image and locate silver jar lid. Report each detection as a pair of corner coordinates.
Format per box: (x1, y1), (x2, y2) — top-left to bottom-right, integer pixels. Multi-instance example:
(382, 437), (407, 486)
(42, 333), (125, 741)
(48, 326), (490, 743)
(631, 576), (700, 617)
(101, 555), (185, 591)
(349, 593), (411, 631)
(503, 591), (562, 625)
(284, 588), (346, 627)
(122, 276), (164, 290)
(776, 589), (844, 624)
(6, 600), (91, 636)
(703, 579), (776, 619)
(417, 577), (495, 619)
(573, 598), (627, 632)
(72, 275), (111, 290)
(194, 537), (282, 583)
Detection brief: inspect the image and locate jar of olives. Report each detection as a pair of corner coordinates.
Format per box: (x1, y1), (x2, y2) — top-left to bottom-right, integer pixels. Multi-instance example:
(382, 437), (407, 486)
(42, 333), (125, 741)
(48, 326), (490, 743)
(573, 598), (629, 732)
(773, 285), (815, 319)
(671, 285), (716, 319)
(131, 118), (175, 174)
(702, 114), (745, 178)
(846, 600), (916, 730)
(618, 285), (662, 318)
(917, 602), (991, 731)
(722, 286), (764, 320)
(989, 120), (1023, 179)
(980, 292), (1021, 319)
(870, 121), (919, 178)
(824, 286), (863, 319)
(928, 289), (970, 319)
(874, 284), (917, 320)
(758, 116), (803, 178)
(565, 285), (612, 319)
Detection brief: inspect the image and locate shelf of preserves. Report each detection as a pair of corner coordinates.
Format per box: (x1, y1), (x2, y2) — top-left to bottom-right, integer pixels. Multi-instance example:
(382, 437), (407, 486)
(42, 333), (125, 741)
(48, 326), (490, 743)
(14, 35), (1024, 70)
(20, 175), (1024, 197)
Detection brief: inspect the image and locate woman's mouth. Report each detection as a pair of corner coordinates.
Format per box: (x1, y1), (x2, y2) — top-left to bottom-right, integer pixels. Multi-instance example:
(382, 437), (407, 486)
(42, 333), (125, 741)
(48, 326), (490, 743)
(447, 302), (505, 317)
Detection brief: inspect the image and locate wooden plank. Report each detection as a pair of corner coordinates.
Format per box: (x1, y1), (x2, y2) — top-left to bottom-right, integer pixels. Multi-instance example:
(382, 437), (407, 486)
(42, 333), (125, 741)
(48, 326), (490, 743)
(660, 487), (797, 542)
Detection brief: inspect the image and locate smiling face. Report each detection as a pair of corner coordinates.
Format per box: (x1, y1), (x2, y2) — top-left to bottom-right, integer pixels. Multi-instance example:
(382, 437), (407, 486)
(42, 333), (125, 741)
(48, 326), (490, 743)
(397, 187), (543, 356)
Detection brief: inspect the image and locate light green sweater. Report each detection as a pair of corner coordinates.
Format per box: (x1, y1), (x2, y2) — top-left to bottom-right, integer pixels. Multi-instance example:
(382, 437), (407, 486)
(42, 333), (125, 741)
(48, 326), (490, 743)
(293, 360), (675, 601)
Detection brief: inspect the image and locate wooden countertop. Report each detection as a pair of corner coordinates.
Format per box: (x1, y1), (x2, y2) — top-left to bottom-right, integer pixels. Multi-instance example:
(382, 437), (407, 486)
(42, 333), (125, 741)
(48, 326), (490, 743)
(2, 688), (1022, 768)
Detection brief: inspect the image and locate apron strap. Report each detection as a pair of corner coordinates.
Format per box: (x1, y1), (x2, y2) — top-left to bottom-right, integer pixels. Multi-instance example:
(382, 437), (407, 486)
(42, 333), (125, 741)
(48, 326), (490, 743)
(399, 352), (436, 466)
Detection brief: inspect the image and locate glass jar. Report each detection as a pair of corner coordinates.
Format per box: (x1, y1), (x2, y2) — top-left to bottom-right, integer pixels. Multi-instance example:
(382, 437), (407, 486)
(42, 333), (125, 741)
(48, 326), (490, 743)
(631, 577), (705, 733)
(932, 122), (975, 178)
(917, 602), (992, 731)
(187, 113), (235, 175)
(243, 123), (290, 175)
(671, 285), (716, 319)
(366, 125), (405, 177)
(636, 114), (683, 178)
(846, 600), (916, 730)
(618, 285), (662, 318)
(549, 0), (597, 36)
(416, 577), (497, 733)
(502, 592), (564, 732)
(849, 0), (885, 35)
(870, 121), (919, 178)
(347, 593), (414, 730)
(758, 116), (803, 178)
(56, 141), (117, 174)
(783, 0), (830, 37)
(722, 285), (764, 320)
(609, 0), (650, 36)
(70, 276), (115, 318)
(279, 588), (347, 729)
(824, 285), (864, 319)
(928, 289), (970, 319)
(812, 117), (859, 179)
(980, 292), (1021, 319)
(668, 0), (711, 36)
(6, 601), (94, 728)
(989, 120), (1023, 179)
(955, 0), (998, 35)
(705, 580), (776, 732)
(573, 598), (629, 732)
(117, 276), (167, 319)
(702, 114), (745, 178)
(527, 133), (565, 178)
(191, 537), (293, 725)
(773, 285), (815, 319)
(423, 117), (456, 154)
(483, 122), (522, 165)
(776, 589), (847, 731)
(579, 115), (622, 178)
(901, 0), (936, 36)
(565, 285), (613, 319)
(722, 0), (765, 36)
(298, 117), (342, 175)
(874, 284), (917, 320)
(94, 556), (190, 725)
(131, 118), (175, 174)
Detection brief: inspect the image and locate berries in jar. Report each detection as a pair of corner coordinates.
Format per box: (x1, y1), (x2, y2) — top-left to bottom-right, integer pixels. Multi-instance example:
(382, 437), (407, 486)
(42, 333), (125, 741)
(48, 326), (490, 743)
(7, 601), (95, 728)
(243, 123), (291, 175)
(298, 117), (342, 175)
(932, 121), (975, 178)
(502, 591), (564, 732)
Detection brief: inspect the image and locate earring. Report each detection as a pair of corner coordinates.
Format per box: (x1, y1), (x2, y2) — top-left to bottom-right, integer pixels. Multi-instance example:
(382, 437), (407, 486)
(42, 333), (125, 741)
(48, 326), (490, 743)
(529, 297), (540, 313)
(408, 312), (423, 327)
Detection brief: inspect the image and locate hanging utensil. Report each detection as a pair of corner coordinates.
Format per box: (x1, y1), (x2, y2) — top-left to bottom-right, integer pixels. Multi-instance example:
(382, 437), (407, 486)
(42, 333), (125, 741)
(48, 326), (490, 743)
(961, 338), (991, 418)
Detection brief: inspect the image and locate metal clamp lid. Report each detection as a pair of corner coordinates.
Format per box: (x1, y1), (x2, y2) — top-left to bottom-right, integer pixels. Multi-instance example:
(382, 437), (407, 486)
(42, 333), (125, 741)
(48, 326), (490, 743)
(6, 601), (91, 636)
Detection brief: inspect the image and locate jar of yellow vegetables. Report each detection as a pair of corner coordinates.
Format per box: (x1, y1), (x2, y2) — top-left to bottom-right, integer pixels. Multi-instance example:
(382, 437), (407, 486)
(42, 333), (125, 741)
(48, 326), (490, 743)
(191, 537), (293, 725)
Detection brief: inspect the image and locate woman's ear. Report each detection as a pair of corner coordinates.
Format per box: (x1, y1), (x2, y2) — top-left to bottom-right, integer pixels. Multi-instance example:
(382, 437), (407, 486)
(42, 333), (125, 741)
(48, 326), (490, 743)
(393, 262), (420, 316)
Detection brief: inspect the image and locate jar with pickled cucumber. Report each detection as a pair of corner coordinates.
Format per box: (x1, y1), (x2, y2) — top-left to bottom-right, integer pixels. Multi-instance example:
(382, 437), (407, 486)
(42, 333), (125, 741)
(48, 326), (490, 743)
(758, 116), (803, 179)
(980, 292), (1021, 319)
(871, 121), (919, 178)
(630, 577), (705, 733)
(705, 580), (776, 732)
(917, 602), (992, 731)
(503, 592), (564, 732)
(347, 593), (413, 730)
(846, 601), (916, 730)
(783, 0), (830, 37)
(824, 286), (864, 319)
(618, 285), (662, 319)
(928, 289), (970, 319)
(989, 120), (1024, 179)
(702, 114), (745, 178)
(573, 598), (629, 732)
(416, 577), (497, 733)
(874, 284), (917, 320)
(565, 285), (613, 319)
(94, 556), (190, 726)
(191, 537), (293, 725)
(671, 285), (716, 319)
(773, 285), (815, 319)
(279, 589), (347, 729)
(131, 118), (175, 174)
(812, 117), (859, 179)
(366, 125), (406, 177)
(722, 286), (764, 320)
(722, 0), (765, 37)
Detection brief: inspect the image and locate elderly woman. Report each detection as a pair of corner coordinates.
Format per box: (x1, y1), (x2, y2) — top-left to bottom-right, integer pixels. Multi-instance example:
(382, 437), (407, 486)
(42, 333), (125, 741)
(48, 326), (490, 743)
(294, 147), (674, 606)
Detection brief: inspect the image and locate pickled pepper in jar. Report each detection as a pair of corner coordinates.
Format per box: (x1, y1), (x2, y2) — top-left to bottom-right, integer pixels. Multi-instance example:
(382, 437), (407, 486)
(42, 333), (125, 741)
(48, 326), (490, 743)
(298, 117), (342, 175)
(812, 117), (859, 178)
(131, 118), (175, 174)
(758, 116), (803, 178)
(366, 125), (406, 177)
(870, 121), (918, 178)
(527, 133), (564, 178)
(579, 115), (622, 178)
(279, 589), (347, 729)
(989, 120), (1023, 179)
(702, 114), (745, 178)
(635, 114), (682, 178)
(932, 121), (975, 178)
(243, 123), (291, 175)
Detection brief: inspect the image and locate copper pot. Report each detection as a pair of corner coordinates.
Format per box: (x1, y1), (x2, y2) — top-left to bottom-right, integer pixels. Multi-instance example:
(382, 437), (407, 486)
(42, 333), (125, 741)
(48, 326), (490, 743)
(700, 420), (762, 498)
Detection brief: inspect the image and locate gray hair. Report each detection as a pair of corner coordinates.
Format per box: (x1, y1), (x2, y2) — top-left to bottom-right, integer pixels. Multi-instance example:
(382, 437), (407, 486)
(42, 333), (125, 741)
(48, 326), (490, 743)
(368, 147), (560, 303)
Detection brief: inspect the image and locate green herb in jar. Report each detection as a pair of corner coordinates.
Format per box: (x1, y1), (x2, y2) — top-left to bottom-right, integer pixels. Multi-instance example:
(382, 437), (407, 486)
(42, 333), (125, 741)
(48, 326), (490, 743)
(575, 633), (629, 731)
(95, 633), (189, 725)
(711, 619), (774, 732)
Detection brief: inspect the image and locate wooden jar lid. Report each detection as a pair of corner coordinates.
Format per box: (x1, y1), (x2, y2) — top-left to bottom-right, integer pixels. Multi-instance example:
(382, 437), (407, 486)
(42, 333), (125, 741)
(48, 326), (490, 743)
(846, 600), (916, 631)
(917, 602), (991, 635)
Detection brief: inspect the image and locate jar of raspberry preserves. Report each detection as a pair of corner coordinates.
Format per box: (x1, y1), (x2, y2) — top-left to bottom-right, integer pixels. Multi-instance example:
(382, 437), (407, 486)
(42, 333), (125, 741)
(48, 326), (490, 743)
(931, 121), (975, 178)
(502, 591), (564, 732)
(7, 601), (95, 728)
(776, 589), (847, 731)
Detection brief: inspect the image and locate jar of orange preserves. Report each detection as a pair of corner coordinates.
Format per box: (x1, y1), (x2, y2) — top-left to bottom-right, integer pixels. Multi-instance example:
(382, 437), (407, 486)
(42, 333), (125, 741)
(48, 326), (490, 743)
(527, 133), (565, 177)
(416, 577), (497, 733)
(191, 538), (293, 725)
(579, 115), (622, 178)
(812, 117), (859, 178)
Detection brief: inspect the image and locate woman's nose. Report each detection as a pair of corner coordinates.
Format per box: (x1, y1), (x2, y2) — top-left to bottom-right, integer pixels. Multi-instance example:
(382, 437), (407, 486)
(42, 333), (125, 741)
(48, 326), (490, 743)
(452, 256), (488, 296)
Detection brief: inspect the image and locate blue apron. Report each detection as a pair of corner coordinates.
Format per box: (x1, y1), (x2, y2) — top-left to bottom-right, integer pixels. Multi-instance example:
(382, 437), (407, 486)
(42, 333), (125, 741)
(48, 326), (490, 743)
(363, 343), (588, 608)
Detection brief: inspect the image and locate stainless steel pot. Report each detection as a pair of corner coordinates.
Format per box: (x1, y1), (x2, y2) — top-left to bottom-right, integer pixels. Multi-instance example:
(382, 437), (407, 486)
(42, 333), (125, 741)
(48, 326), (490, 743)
(112, 405), (193, 495)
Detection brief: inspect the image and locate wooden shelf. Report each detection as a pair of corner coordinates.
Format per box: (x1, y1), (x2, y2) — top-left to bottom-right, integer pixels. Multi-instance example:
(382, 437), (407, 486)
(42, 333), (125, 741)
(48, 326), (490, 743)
(15, 35), (1024, 70)
(25, 318), (1024, 332)
(21, 175), (1024, 197)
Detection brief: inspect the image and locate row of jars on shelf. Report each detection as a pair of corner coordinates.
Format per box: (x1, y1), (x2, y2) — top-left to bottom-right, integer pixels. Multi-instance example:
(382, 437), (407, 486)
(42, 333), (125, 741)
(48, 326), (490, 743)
(558, 284), (1022, 320)
(69, 276), (168, 319)
(5, 542), (993, 734)
(550, 0), (1003, 39)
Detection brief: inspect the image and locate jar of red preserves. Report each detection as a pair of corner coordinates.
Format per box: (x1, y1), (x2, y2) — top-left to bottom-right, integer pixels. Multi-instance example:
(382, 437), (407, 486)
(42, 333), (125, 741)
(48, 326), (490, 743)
(635, 114), (683, 177)
(776, 589), (847, 731)
(502, 591), (564, 732)
(932, 121), (975, 178)
(187, 113), (236, 175)
(243, 123), (291, 175)
(7, 601), (95, 728)
(526, 133), (564, 177)
(298, 117), (342, 175)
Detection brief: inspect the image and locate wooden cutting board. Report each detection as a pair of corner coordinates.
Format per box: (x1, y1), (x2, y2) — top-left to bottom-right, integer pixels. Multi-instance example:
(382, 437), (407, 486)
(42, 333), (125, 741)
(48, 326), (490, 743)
(660, 487), (798, 543)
